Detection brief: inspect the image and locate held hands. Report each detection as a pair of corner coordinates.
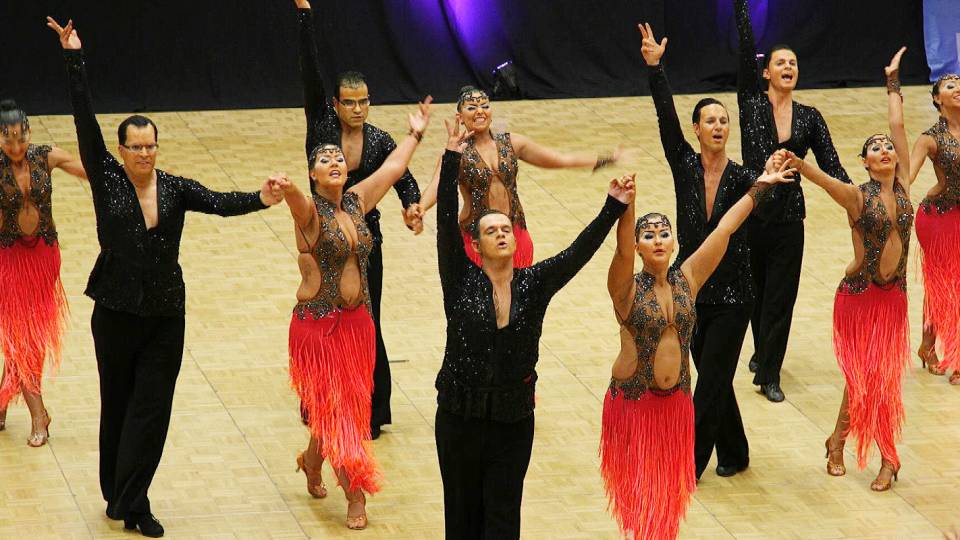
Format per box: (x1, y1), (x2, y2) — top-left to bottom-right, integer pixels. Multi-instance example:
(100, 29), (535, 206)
(402, 203), (424, 235)
(638, 23), (667, 66)
(885, 46), (906, 80)
(444, 116), (475, 152)
(261, 174), (290, 206)
(608, 174), (637, 205)
(408, 96), (434, 139)
(756, 159), (797, 186)
(46, 17), (82, 49)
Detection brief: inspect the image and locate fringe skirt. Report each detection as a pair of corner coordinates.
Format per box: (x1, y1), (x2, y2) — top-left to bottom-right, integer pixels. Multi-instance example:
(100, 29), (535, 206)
(833, 281), (909, 469)
(915, 205), (960, 371)
(289, 306), (380, 494)
(0, 238), (67, 409)
(600, 388), (696, 540)
(460, 225), (534, 268)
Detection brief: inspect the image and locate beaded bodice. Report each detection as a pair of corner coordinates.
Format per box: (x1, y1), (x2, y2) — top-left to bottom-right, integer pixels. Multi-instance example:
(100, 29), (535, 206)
(0, 144), (56, 247)
(841, 180), (913, 293)
(921, 117), (960, 214)
(459, 133), (524, 232)
(609, 269), (696, 399)
(294, 191), (374, 320)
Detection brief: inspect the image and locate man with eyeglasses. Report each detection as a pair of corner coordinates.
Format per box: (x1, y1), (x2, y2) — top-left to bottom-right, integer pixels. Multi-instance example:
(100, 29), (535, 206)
(49, 17), (285, 538)
(294, 0), (422, 439)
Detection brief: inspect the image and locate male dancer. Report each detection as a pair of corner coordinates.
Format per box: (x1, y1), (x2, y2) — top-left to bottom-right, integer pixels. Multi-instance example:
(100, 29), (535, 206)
(734, 0), (850, 402)
(641, 23), (761, 478)
(294, 0), (422, 437)
(50, 18), (284, 538)
(434, 118), (633, 539)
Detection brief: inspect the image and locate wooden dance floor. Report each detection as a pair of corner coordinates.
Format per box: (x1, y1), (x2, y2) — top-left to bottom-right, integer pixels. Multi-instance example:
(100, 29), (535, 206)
(3, 85), (959, 539)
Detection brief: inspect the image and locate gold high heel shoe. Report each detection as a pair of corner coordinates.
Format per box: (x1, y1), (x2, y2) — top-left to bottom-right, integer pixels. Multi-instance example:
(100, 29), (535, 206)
(824, 436), (846, 477)
(870, 460), (900, 492)
(27, 412), (51, 447)
(950, 371), (960, 386)
(295, 452), (327, 499)
(345, 492), (368, 530)
(0, 407), (6, 431)
(918, 343), (946, 375)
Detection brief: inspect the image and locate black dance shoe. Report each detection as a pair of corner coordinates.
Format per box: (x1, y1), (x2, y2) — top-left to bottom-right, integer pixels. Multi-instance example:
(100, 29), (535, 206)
(370, 424), (382, 440)
(748, 358), (758, 373)
(124, 513), (164, 538)
(760, 383), (785, 403)
(715, 461), (749, 477)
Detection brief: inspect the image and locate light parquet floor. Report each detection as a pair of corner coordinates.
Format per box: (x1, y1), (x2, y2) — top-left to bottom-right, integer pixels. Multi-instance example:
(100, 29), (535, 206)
(3, 85), (960, 539)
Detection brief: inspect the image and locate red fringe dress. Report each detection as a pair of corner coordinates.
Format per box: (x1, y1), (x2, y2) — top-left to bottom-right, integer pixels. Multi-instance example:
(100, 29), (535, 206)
(833, 179), (913, 470)
(915, 117), (960, 372)
(601, 269), (697, 540)
(458, 133), (534, 268)
(0, 144), (68, 409)
(289, 191), (380, 495)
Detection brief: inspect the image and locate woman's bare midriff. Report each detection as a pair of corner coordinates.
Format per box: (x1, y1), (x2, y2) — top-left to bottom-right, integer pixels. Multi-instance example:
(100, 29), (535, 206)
(611, 325), (683, 391)
(296, 252), (364, 308)
(458, 180), (513, 226)
(845, 219), (904, 284)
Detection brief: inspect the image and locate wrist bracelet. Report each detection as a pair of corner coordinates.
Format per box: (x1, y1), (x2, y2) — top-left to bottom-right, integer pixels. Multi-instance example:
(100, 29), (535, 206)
(409, 129), (423, 142)
(593, 154), (614, 172)
(886, 76), (902, 98)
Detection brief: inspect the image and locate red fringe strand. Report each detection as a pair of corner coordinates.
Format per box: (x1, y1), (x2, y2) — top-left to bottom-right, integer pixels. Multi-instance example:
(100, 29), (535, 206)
(915, 206), (960, 371)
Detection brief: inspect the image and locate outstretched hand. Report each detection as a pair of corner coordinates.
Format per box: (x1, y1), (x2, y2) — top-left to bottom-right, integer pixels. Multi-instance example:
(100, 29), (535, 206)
(756, 160), (797, 186)
(608, 174), (637, 204)
(638, 22), (667, 66)
(444, 116), (475, 152)
(885, 46), (907, 79)
(46, 17), (82, 50)
(402, 203), (424, 235)
(408, 96), (433, 137)
(261, 174), (290, 206)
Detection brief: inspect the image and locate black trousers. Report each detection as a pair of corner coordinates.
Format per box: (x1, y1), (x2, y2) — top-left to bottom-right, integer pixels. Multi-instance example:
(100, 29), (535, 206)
(367, 222), (392, 429)
(748, 219), (804, 386)
(91, 303), (185, 519)
(435, 409), (535, 540)
(692, 303), (751, 477)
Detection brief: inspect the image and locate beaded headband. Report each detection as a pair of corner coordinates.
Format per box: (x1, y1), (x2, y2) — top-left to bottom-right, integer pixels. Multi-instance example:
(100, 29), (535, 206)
(0, 117), (30, 139)
(457, 89), (489, 108)
(635, 212), (672, 238)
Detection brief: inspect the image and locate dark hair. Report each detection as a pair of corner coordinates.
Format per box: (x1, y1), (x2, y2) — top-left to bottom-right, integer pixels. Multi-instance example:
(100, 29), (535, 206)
(0, 99), (29, 132)
(859, 133), (890, 158)
(691, 97), (726, 124)
(457, 85), (490, 111)
(634, 212), (672, 241)
(765, 44), (796, 67)
(117, 115), (158, 145)
(307, 143), (344, 196)
(931, 74), (960, 112)
(470, 209), (510, 240)
(336, 71), (367, 98)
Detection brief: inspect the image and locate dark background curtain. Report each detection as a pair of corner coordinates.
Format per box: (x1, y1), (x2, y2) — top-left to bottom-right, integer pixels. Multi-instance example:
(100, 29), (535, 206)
(2, 0), (928, 115)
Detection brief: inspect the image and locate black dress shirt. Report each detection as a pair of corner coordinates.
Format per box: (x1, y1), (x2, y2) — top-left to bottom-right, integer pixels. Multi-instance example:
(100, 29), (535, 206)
(65, 50), (268, 317)
(435, 149), (626, 422)
(650, 64), (756, 305)
(298, 8), (420, 236)
(735, 0), (851, 223)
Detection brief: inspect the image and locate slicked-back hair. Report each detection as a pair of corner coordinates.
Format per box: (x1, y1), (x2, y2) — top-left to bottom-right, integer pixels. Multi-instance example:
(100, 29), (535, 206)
(118, 115), (158, 145)
(336, 71), (367, 99)
(692, 98), (726, 124)
(471, 209), (510, 240)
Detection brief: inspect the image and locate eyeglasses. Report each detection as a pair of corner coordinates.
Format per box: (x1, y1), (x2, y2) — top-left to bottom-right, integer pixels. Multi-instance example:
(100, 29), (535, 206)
(338, 97), (370, 108)
(122, 143), (159, 154)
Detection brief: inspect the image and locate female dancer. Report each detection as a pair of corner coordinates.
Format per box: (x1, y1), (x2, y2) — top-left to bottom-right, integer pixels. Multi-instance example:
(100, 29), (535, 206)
(600, 161), (793, 538)
(787, 48), (911, 491)
(418, 87), (622, 267)
(0, 99), (85, 445)
(910, 74), (960, 384)
(282, 98), (431, 529)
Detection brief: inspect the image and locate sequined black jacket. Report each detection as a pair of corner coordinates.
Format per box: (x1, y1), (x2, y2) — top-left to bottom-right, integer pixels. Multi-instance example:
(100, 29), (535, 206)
(298, 8), (419, 239)
(649, 64), (756, 305)
(65, 50), (268, 317)
(735, 0), (850, 223)
(435, 149), (626, 422)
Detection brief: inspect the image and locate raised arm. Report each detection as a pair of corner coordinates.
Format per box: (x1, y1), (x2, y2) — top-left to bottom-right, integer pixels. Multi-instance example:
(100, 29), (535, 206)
(681, 164), (794, 296)
(418, 154), (443, 214)
(48, 18), (108, 184)
(511, 132), (618, 171)
(788, 151), (861, 216)
(607, 175), (637, 322)
(537, 178), (632, 297)
(640, 23), (694, 170)
(47, 147), (87, 179)
(734, 0), (761, 97)
(348, 97), (431, 212)
(278, 174), (316, 230)
(437, 119), (475, 298)
(295, 1), (333, 159)
(884, 47), (910, 188)
(180, 176), (281, 216)
(909, 134), (935, 185)
(379, 133), (422, 209)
